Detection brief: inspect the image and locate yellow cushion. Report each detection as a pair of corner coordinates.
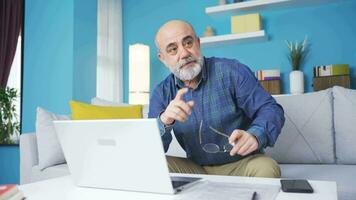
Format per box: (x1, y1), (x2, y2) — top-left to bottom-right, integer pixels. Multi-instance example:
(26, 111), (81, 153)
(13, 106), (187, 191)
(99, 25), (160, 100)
(70, 100), (142, 120)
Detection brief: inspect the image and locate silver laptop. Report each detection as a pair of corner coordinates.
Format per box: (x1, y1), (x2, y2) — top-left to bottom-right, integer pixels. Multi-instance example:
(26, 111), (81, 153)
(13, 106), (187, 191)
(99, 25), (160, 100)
(53, 119), (201, 194)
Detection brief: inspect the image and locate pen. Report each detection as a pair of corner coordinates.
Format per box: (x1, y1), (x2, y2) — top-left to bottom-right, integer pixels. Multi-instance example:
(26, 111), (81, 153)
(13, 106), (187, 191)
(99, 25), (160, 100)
(252, 191), (257, 200)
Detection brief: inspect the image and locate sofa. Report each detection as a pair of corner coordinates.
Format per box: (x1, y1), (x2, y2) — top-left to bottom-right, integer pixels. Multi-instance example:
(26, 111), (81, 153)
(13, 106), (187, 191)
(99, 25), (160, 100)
(20, 86), (356, 200)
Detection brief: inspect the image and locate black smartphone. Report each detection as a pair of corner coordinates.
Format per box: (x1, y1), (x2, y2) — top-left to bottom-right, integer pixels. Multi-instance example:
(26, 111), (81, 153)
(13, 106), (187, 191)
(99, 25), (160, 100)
(280, 179), (314, 193)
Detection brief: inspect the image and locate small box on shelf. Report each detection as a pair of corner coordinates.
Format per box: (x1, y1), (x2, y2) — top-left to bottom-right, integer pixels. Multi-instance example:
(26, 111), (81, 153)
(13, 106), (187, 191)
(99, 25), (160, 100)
(313, 75), (351, 91)
(259, 79), (281, 95)
(231, 13), (262, 34)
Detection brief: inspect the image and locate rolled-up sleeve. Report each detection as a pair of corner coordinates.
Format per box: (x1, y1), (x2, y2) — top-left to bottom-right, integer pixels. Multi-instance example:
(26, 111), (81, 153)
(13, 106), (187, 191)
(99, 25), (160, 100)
(234, 63), (285, 149)
(148, 88), (173, 152)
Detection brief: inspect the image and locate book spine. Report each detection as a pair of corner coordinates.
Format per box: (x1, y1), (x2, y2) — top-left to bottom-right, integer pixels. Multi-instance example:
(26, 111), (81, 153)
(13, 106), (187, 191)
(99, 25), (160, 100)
(262, 69), (280, 77)
(314, 64), (350, 77)
(263, 76), (280, 81)
(331, 64), (349, 75)
(319, 65), (332, 76)
(313, 67), (317, 77)
(256, 69), (281, 80)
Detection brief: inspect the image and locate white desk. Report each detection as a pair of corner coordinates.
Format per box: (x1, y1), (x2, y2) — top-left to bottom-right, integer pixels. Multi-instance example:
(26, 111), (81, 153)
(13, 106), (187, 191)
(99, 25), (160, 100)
(19, 173), (337, 200)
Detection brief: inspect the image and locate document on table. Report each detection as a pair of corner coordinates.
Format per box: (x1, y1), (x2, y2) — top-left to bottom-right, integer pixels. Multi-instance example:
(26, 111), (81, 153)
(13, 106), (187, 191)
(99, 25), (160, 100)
(175, 180), (280, 200)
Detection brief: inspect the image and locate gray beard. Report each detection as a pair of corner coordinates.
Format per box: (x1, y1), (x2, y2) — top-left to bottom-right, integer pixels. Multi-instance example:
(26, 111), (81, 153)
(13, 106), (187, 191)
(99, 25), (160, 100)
(165, 56), (203, 81)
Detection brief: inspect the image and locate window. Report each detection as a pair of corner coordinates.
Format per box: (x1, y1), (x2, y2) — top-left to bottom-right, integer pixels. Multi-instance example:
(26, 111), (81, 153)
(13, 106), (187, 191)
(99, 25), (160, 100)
(6, 35), (22, 141)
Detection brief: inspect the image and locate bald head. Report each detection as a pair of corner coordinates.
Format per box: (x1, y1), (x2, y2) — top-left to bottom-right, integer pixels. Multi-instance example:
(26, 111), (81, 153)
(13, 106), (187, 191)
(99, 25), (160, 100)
(155, 20), (197, 50)
(155, 20), (202, 82)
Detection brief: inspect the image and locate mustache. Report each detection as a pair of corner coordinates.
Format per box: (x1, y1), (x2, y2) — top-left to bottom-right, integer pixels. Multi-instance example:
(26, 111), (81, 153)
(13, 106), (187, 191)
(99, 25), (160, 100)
(177, 56), (198, 69)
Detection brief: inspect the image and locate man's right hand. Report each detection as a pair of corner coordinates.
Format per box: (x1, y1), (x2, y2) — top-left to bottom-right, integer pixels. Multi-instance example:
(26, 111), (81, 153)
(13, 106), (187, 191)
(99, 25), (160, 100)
(160, 88), (194, 125)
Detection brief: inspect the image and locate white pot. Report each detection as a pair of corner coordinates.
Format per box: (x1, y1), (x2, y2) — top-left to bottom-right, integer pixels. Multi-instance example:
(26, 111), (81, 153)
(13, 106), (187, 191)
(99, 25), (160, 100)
(289, 70), (304, 94)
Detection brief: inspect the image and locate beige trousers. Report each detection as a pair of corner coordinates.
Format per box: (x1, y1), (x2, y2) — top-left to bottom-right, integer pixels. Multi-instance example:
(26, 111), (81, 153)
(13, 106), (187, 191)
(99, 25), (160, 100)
(166, 154), (281, 178)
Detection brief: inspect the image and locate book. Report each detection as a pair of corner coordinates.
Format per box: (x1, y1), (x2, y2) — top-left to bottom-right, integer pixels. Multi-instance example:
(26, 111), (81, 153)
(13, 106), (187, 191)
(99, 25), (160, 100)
(255, 69), (280, 81)
(263, 76), (280, 81)
(0, 185), (18, 200)
(332, 64), (350, 75)
(314, 64), (349, 77)
(7, 191), (24, 200)
(0, 185), (24, 200)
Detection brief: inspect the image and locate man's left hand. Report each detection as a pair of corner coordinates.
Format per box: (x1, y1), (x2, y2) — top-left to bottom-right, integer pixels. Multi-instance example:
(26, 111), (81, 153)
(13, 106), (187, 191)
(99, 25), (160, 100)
(228, 129), (259, 156)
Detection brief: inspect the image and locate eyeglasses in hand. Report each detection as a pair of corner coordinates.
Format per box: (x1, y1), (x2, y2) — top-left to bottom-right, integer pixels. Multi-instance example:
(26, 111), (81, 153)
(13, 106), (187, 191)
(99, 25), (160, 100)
(198, 121), (235, 154)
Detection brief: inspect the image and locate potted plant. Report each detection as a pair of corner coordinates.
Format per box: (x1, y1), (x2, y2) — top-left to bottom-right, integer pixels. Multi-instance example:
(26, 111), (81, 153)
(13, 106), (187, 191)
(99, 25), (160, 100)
(0, 87), (20, 144)
(286, 36), (309, 94)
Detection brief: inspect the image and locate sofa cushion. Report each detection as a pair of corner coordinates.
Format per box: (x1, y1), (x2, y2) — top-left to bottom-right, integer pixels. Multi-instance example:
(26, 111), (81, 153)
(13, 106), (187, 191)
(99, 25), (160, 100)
(280, 164), (355, 200)
(266, 89), (335, 164)
(91, 97), (149, 118)
(333, 86), (356, 164)
(36, 107), (70, 170)
(70, 100), (142, 120)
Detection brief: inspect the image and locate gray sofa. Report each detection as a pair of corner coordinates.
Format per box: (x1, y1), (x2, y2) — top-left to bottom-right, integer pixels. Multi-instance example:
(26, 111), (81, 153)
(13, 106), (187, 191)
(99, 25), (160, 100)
(20, 86), (356, 200)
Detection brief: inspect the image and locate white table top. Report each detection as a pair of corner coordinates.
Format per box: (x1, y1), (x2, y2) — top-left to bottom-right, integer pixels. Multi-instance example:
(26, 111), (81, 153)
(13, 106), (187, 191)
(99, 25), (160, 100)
(19, 173), (337, 200)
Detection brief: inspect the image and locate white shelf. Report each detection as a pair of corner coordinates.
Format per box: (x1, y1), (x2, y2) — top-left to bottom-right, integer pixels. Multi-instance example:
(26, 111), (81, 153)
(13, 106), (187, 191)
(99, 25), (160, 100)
(205, 0), (341, 15)
(200, 30), (267, 48)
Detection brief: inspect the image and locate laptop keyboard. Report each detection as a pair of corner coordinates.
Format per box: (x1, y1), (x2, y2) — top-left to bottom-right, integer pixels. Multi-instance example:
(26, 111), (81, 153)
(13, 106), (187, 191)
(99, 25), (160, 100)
(170, 176), (201, 189)
(171, 180), (191, 189)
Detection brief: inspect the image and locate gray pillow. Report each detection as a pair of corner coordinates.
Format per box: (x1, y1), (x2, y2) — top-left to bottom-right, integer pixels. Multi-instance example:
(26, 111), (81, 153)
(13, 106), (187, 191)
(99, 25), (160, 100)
(36, 107), (70, 170)
(266, 89), (335, 164)
(333, 86), (356, 164)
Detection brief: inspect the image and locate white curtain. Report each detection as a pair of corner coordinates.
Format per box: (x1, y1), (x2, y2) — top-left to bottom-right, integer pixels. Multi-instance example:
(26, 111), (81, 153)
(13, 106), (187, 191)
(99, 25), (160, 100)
(97, 0), (123, 102)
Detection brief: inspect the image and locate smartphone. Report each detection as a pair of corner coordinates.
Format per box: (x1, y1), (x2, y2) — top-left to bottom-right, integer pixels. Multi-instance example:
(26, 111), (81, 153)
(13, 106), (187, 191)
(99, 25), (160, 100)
(280, 179), (314, 193)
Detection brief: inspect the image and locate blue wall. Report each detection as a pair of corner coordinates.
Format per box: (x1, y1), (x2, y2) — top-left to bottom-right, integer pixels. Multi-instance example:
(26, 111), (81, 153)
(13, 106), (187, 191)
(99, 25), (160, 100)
(0, 147), (19, 184)
(22, 0), (97, 134)
(73, 0), (97, 103)
(122, 0), (356, 101)
(22, 0), (75, 133)
(0, 0), (97, 185)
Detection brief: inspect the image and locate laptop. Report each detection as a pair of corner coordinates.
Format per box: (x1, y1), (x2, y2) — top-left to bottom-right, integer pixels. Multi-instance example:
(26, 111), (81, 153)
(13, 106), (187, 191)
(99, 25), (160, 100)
(53, 119), (201, 194)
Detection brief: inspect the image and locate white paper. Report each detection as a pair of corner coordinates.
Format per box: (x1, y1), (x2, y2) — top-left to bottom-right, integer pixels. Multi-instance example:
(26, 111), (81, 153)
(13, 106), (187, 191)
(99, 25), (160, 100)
(175, 180), (280, 200)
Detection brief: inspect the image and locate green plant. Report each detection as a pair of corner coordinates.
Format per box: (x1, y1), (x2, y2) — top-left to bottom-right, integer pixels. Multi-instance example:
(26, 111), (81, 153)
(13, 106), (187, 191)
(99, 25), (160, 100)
(286, 36), (309, 71)
(0, 87), (20, 144)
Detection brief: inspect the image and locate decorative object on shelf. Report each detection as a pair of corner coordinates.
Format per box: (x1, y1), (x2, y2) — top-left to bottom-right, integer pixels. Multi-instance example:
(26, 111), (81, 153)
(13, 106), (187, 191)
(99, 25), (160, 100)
(0, 87), (20, 144)
(255, 69), (281, 95)
(219, 0), (227, 5)
(203, 26), (215, 37)
(231, 13), (262, 34)
(286, 36), (309, 94)
(289, 70), (304, 94)
(313, 75), (351, 91)
(259, 80), (281, 95)
(313, 64), (350, 77)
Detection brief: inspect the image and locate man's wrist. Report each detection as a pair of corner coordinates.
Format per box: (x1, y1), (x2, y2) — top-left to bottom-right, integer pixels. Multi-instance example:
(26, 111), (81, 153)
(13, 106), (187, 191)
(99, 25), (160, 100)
(160, 112), (175, 126)
(247, 125), (266, 149)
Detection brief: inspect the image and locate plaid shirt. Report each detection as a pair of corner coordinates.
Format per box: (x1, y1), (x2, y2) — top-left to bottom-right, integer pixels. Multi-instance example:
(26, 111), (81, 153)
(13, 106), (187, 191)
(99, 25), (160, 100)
(148, 57), (285, 165)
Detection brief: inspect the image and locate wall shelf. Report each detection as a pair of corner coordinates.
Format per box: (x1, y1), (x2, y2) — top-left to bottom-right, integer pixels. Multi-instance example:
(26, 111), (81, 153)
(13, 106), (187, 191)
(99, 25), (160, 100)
(200, 30), (267, 48)
(205, 0), (340, 15)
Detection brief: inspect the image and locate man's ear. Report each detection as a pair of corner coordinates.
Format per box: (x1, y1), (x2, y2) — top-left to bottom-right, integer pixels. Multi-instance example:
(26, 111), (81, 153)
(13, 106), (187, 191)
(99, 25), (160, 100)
(197, 37), (201, 48)
(158, 51), (164, 63)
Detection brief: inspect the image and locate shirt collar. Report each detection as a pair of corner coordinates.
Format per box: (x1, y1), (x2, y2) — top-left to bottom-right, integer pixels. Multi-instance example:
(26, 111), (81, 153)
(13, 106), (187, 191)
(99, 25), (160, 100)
(174, 57), (207, 88)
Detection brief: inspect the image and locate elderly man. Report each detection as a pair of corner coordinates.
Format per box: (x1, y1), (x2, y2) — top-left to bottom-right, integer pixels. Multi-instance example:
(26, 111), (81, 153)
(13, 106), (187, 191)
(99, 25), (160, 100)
(148, 20), (285, 178)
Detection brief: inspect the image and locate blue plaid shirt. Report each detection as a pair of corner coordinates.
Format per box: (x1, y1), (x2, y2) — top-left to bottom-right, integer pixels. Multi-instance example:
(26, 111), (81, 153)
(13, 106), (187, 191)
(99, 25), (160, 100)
(148, 57), (285, 166)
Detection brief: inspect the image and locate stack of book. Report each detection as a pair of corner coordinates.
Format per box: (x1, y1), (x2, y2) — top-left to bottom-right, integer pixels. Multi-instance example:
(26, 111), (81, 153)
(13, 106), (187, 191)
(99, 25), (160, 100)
(313, 64), (350, 77)
(0, 184), (24, 200)
(255, 69), (280, 81)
